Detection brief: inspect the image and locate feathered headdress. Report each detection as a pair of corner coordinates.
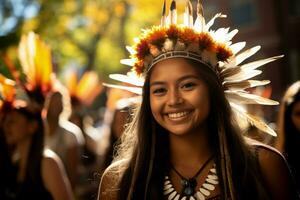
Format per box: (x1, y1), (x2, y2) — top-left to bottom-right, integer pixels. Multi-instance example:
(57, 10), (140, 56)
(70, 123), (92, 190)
(106, 0), (282, 136)
(0, 74), (16, 111)
(65, 70), (103, 107)
(103, 71), (143, 109)
(1, 32), (56, 113)
(18, 31), (55, 105)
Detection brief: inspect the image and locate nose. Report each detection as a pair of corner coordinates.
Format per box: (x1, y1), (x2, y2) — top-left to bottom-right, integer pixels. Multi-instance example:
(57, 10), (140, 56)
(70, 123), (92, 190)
(167, 88), (183, 107)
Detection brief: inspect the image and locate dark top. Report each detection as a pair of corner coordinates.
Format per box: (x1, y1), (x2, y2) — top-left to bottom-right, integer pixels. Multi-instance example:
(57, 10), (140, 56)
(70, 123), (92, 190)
(1, 164), (53, 200)
(285, 131), (300, 193)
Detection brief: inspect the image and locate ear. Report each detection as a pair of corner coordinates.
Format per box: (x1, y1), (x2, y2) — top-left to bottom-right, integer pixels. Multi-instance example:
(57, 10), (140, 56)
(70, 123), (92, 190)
(28, 120), (39, 135)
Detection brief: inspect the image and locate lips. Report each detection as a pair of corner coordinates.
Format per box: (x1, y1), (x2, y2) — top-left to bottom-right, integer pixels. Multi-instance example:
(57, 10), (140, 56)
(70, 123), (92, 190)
(165, 110), (192, 121)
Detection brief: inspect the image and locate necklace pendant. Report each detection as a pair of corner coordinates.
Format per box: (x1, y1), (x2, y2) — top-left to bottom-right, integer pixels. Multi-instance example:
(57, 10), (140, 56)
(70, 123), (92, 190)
(181, 178), (197, 196)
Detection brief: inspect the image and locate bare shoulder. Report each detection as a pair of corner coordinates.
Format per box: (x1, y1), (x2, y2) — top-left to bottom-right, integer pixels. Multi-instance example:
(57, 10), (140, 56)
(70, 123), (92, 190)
(97, 159), (128, 200)
(251, 142), (288, 178)
(42, 149), (64, 172)
(246, 139), (286, 167)
(252, 142), (285, 165)
(251, 143), (299, 199)
(42, 149), (74, 200)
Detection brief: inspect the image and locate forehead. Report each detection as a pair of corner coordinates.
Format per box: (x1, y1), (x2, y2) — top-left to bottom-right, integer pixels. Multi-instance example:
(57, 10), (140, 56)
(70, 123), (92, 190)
(6, 110), (26, 120)
(149, 58), (200, 82)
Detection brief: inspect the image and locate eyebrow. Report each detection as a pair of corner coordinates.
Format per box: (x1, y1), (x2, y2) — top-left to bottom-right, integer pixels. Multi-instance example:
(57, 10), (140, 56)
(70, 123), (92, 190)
(150, 75), (200, 87)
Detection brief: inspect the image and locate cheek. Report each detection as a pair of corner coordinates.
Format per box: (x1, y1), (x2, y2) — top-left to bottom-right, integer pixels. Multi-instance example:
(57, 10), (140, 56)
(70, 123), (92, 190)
(192, 90), (210, 112)
(150, 96), (163, 121)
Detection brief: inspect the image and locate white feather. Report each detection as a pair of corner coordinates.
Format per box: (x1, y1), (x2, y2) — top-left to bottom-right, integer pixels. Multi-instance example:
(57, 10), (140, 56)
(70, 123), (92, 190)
(194, 16), (205, 32)
(225, 29), (238, 42)
(161, 0), (167, 27)
(116, 96), (142, 109)
(103, 83), (142, 95)
(234, 46), (261, 66)
(225, 90), (279, 105)
(120, 59), (135, 67)
(194, 0), (205, 32)
(240, 55), (284, 71)
(224, 69), (262, 82)
(223, 80), (270, 91)
(229, 42), (246, 54)
(220, 65), (241, 77)
(184, 1), (193, 27)
(205, 13), (226, 31)
(230, 103), (277, 136)
(169, 0), (177, 25)
(109, 74), (144, 87)
(212, 28), (230, 42)
(126, 46), (136, 55)
(161, 16), (167, 27)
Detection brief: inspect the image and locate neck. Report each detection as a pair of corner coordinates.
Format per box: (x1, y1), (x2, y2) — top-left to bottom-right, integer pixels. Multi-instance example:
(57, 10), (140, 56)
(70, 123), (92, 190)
(169, 125), (213, 172)
(47, 116), (59, 135)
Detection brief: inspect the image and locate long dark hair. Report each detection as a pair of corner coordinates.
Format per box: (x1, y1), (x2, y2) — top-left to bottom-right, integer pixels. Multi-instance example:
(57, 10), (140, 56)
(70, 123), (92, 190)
(15, 107), (45, 187)
(276, 81), (300, 189)
(276, 81), (300, 152)
(111, 58), (271, 200)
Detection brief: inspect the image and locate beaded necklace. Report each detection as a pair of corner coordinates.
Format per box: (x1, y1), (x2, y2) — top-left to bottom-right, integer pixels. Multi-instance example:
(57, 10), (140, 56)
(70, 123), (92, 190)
(164, 157), (218, 200)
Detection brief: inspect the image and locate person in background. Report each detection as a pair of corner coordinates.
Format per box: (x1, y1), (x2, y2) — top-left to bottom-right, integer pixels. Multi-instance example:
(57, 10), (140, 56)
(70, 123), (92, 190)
(99, 86), (140, 173)
(64, 69), (103, 199)
(2, 104), (74, 200)
(44, 91), (84, 192)
(0, 31), (74, 200)
(275, 81), (300, 192)
(101, 97), (134, 172)
(0, 76), (16, 200)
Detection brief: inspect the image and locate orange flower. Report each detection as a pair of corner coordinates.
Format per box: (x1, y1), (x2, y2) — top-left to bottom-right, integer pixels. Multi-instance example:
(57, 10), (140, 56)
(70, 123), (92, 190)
(133, 60), (145, 75)
(166, 25), (180, 40)
(147, 27), (167, 48)
(179, 27), (198, 45)
(215, 44), (233, 61)
(135, 39), (150, 60)
(198, 33), (215, 51)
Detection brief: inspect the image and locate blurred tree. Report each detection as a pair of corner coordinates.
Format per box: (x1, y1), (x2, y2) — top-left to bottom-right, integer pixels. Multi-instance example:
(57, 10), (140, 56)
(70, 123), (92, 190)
(1, 0), (187, 78)
(0, 0), (40, 50)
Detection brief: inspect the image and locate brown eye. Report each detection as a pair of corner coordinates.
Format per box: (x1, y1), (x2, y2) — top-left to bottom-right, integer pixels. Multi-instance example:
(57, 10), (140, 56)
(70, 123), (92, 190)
(153, 88), (167, 95)
(181, 82), (196, 90)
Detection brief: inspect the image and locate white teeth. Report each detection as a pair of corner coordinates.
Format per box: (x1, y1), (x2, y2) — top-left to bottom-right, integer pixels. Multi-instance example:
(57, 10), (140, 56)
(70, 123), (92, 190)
(168, 111), (189, 119)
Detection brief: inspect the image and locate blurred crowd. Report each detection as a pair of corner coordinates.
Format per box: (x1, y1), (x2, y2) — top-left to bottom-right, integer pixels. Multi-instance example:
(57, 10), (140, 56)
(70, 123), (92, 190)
(0, 32), (300, 200)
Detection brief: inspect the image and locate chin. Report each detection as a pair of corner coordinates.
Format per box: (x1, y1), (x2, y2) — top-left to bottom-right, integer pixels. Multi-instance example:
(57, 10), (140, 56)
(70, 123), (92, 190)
(165, 125), (193, 136)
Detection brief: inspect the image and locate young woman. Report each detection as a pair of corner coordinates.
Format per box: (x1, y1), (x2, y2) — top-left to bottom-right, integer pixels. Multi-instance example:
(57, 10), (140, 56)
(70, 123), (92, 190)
(2, 105), (74, 200)
(0, 32), (74, 200)
(275, 81), (300, 192)
(98, 1), (299, 199)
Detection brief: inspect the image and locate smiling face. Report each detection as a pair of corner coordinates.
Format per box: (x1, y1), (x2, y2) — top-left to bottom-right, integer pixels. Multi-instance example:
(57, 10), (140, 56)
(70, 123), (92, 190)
(149, 58), (210, 136)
